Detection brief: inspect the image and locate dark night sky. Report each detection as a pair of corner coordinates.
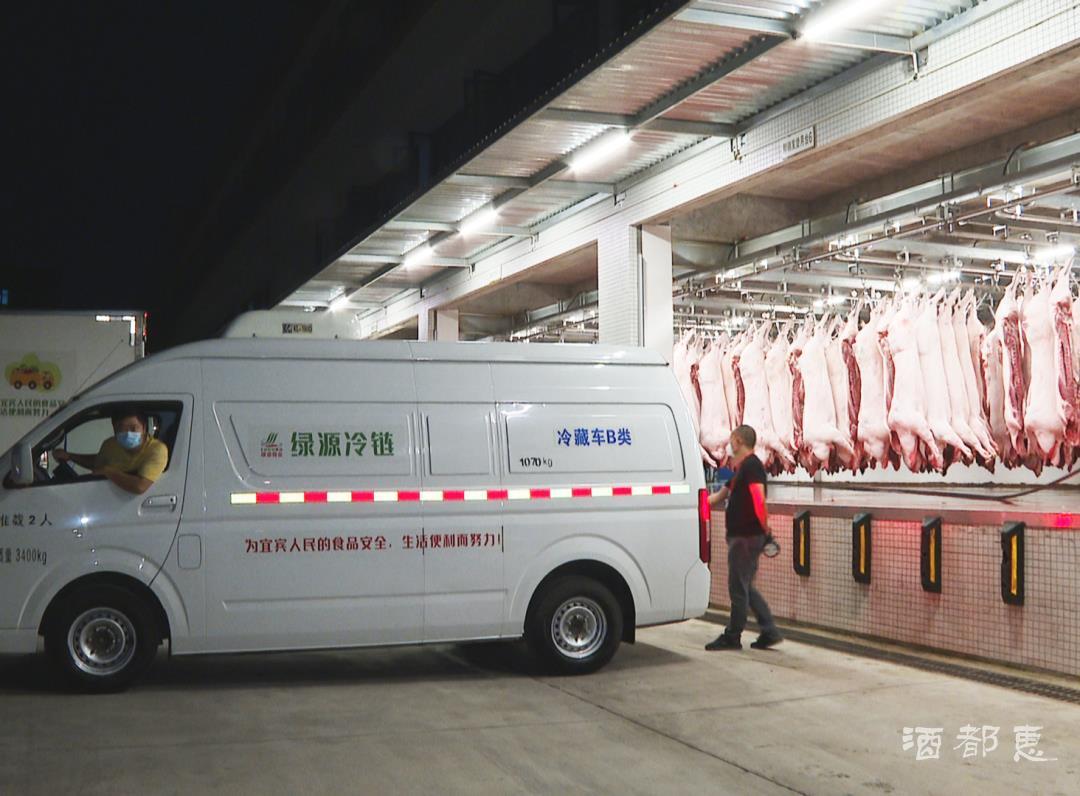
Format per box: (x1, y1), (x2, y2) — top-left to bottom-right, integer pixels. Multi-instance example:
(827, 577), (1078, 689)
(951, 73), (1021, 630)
(4, 2), (678, 348)
(5, 4), (319, 302)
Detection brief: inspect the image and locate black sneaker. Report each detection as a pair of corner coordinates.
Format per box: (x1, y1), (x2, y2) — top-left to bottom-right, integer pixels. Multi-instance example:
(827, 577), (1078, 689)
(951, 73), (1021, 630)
(750, 631), (783, 650)
(705, 633), (742, 651)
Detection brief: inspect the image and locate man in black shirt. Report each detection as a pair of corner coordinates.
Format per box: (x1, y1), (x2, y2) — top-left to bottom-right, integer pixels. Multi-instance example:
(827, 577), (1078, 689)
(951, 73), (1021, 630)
(705, 424), (783, 651)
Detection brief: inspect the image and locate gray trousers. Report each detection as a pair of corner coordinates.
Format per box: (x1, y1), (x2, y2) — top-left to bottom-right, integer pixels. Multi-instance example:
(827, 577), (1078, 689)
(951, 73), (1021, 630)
(725, 535), (777, 637)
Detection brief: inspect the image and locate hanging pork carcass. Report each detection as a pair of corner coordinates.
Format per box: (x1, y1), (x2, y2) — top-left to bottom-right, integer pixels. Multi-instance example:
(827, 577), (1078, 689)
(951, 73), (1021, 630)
(672, 332), (701, 432)
(994, 273), (1029, 463)
(914, 291), (971, 471)
(669, 267), (1077, 477)
(1050, 264), (1079, 452)
(796, 316), (856, 475)
(882, 295), (944, 472)
(853, 302), (892, 469)
(765, 320), (795, 454)
(982, 324), (1016, 467)
(735, 323), (795, 473)
(947, 290), (998, 465)
(697, 336), (733, 464)
(821, 316), (858, 472)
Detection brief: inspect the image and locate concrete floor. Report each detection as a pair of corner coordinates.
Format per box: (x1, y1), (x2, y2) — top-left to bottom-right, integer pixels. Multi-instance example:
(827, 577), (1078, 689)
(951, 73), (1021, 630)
(0, 620), (1075, 795)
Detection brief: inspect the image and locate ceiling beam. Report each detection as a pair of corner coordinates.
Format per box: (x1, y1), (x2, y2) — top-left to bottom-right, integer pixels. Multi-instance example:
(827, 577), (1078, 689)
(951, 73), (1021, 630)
(633, 36), (787, 129)
(538, 107), (735, 138)
(385, 219), (533, 237)
(674, 7), (911, 54)
(338, 253), (469, 267)
(447, 173), (531, 190)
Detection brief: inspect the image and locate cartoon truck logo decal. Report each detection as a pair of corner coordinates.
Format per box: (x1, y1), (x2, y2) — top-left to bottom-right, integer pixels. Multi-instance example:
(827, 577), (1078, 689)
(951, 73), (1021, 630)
(4, 354), (62, 392)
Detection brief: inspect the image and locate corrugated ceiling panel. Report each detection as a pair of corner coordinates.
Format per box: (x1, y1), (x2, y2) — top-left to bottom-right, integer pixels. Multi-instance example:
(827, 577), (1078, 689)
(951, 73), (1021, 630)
(556, 22), (759, 116)
(464, 119), (605, 177)
(399, 182), (500, 223)
(354, 227), (429, 255)
(672, 40), (864, 122)
(688, 0), (975, 37)
(569, 130), (705, 184)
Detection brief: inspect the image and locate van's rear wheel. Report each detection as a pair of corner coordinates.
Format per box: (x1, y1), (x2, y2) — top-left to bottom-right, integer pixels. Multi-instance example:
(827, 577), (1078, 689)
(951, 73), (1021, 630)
(45, 586), (158, 692)
(527, 576), (622, 674)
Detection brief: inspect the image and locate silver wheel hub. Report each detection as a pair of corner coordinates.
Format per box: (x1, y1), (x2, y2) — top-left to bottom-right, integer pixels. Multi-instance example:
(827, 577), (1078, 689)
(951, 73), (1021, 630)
(68, 607), (137, 676)
(551, 597), (606, 660)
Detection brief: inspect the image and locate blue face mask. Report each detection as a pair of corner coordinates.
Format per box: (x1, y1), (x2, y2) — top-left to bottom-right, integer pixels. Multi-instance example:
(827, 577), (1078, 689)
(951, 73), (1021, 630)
(116, 431), (143, 450)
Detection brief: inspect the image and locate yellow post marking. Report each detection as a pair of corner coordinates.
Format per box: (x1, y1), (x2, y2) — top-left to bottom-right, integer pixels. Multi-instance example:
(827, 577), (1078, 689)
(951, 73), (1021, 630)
(1011, 534), (1018, 595)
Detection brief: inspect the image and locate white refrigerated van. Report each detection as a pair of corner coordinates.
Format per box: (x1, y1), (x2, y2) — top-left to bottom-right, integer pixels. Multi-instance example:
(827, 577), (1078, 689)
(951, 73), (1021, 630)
(0, 340), (711, 690)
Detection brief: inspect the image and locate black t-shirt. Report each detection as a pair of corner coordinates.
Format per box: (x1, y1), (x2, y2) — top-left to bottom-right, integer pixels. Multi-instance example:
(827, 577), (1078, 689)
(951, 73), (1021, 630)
(724, 453), (767, 538)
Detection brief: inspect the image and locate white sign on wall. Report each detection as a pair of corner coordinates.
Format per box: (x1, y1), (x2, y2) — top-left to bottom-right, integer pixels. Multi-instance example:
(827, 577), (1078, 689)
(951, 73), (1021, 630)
(781, 126), (816, 159)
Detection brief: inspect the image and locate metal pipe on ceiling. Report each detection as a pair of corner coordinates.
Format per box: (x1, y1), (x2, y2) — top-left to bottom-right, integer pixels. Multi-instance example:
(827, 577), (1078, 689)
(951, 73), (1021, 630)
(682, 179), (1076, 291)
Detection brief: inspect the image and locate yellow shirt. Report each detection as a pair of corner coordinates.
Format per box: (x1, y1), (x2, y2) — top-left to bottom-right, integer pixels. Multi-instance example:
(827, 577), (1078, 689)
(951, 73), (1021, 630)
(94, 437), (169, 483)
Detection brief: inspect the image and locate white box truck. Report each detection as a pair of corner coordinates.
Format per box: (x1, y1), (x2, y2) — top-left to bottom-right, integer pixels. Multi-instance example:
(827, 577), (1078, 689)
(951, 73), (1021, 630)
(0, 339), (711, 691)
(0, 311), (145, 454)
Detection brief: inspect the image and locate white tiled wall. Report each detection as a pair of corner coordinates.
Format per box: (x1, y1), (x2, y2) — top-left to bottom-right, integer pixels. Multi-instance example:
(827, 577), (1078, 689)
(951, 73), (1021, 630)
(710, 513), (1080, 677)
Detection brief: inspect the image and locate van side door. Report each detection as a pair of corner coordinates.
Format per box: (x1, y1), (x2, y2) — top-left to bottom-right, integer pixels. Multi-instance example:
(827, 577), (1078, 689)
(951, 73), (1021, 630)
(416, 361), (505, 642)
(199, 357), (425, 652)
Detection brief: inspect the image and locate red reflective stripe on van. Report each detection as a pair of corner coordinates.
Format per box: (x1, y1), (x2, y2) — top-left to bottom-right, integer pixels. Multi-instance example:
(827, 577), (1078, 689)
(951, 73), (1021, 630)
(234, 483), (690, 506)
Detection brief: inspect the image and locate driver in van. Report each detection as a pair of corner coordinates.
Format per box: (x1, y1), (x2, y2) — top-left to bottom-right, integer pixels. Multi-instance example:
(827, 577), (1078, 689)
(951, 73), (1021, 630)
(53, 407), (168, 495)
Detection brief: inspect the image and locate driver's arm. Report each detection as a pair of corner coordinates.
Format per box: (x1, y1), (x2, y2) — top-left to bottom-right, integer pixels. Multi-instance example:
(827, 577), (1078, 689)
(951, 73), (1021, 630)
(96, 465), (154, 495)
(53, 449), (98, 470)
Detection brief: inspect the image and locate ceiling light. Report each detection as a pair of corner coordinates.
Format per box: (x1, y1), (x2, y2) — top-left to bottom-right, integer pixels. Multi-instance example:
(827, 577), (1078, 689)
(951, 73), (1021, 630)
(1034, 244), (1075, 263)
(800, 0), (892, 42)
(567, 129), (631, 173)
(329, 291), (351, 312)
(926, 268), (961, 286)
(403, 244), (433, 268)
(458, 206), (498, 237)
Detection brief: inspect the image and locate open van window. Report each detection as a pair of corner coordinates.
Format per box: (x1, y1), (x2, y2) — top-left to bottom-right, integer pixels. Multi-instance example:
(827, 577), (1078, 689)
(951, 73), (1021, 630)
(27, 401), (182, 488)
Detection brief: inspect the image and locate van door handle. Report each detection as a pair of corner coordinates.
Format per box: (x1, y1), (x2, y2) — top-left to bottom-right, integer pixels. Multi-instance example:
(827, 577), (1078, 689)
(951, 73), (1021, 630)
(142, 495), (178, 511)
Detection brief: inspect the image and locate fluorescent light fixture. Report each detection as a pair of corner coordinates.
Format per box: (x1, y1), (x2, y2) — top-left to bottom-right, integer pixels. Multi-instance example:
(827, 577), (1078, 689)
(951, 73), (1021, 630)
(800, 0), (892, 42)
(926, 268), (961, 286)
(458, 206), (498, 237)
(1034, 244), (1075, 263)
(95, 315), (110, 322)
(403, 243), (433, 268)
(568, 129), (631, 173)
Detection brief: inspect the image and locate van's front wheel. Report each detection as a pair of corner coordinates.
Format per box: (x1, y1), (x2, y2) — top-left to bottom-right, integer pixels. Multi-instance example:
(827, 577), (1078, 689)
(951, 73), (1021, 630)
(528, 576), (622, 674)
(45, 586), (158, 692)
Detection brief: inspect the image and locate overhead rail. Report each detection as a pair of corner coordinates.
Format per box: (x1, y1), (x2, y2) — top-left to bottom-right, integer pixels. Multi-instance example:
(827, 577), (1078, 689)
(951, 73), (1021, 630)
(675, 132), (1080, 287)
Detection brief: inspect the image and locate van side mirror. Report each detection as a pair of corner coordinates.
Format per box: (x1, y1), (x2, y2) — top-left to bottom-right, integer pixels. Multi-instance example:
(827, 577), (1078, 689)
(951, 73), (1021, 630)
(9, 443), (35, 486)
